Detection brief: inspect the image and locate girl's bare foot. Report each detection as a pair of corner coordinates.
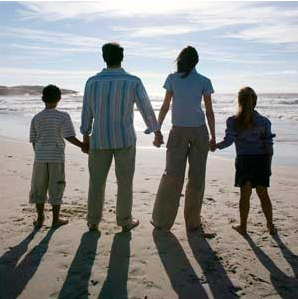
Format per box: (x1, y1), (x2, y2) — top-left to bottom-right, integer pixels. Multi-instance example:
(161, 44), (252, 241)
(267, 223), (277, 235)
(232, 224), (247, 235)
(52, 218), (68, 229)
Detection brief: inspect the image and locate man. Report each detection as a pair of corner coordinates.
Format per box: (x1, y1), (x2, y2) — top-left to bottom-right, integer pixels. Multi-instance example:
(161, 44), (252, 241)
(81, 42), (162, 232)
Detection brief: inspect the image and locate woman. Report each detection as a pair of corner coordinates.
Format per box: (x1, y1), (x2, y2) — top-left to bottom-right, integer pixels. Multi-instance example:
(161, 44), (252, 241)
(151, 46), (216, 231)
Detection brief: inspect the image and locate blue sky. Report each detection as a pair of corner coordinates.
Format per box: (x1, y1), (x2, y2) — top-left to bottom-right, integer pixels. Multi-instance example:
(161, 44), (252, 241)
(0, 1), (298, 95)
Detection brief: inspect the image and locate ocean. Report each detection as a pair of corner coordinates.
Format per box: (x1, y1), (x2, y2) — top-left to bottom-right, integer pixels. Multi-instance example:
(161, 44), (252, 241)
(0, 93), (297, 167)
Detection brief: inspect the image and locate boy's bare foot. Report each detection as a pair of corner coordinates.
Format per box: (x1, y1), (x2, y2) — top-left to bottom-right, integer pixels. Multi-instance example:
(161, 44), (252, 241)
(232, 224), (247, 235)
(33, 215), (45, 228)
(267, 223), (277, 235)
(88, 223), (99, 232)
(52, 218), (68, 229)
(122, 218), (139, 232)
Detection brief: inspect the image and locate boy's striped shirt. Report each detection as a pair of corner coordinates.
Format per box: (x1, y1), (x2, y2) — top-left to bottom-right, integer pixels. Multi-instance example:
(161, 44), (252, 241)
(30, 109), (75, 162)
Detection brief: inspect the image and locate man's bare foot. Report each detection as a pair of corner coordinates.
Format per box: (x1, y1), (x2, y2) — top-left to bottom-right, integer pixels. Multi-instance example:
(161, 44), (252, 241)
(267, 223), (277, 235)
(122, 218), (139, 232)
(88, 223), (99, 232)
(232, 224), (247, 235)
(33, 215), (45, 228)
(52, 218), (68, 229)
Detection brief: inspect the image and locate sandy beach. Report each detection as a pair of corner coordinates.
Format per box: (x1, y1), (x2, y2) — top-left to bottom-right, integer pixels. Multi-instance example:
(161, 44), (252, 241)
(0, 135), (298, 299)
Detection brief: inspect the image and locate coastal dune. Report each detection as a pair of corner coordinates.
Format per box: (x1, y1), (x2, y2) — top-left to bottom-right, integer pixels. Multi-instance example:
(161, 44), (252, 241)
(0, 135), (298, 299)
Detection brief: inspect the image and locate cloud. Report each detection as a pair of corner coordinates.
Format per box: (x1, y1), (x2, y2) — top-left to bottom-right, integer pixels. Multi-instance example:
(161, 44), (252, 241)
(17, 1), (227, 20)
(226, 24), (298, 44)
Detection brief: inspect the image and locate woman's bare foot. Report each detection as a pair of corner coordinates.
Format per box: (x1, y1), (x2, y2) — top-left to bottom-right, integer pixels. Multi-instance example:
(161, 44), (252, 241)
(52, 218), (68, 229)
(232, 224), (247, 235)
(33, 215), (45, 228)
(267, 223), (277, 235)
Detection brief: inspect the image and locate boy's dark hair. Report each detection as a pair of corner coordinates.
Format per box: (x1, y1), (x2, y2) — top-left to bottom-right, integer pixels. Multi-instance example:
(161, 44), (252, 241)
(42, 84), (61, 103)
(102, 42), (124, 67)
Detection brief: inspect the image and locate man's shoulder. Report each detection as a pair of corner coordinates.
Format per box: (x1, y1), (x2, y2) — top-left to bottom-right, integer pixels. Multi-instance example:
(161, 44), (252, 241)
(122, 70), (141, 82)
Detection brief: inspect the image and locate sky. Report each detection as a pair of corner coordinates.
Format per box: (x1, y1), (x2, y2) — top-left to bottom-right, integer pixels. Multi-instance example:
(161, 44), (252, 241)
(0, 1), (298, 95)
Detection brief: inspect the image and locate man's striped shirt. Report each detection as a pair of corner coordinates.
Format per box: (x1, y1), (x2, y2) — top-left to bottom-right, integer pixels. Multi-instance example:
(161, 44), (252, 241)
(30, 109), (76, 162)
(80, 68), (159, 149)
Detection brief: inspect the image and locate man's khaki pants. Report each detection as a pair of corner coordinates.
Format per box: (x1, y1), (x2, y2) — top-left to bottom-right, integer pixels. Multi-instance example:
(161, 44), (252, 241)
(87, 146), (136, 226)
(152, 125), (209, 230)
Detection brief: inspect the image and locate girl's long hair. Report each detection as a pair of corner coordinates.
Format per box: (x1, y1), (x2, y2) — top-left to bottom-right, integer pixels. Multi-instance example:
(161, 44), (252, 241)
(234, 87), (257, 131)
(176, 46), (199, 78)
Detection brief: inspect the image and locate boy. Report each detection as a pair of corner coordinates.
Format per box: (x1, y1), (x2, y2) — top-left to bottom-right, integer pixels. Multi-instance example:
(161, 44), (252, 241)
(29, 84), (84, 228)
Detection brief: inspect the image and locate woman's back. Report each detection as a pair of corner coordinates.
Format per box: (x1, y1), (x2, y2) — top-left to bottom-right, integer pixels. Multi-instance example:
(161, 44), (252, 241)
(164, 69), (214, 127)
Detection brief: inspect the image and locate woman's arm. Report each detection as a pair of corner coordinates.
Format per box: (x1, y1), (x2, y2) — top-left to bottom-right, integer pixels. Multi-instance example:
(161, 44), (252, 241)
(153, 90), (173, 147)
(203, 94), (216, 149)
(158, 90), (173, 126)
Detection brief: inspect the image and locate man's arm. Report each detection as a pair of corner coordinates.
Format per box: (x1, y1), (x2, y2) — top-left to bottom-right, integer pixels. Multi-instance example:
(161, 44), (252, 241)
(135, 80), (162, 146)
(80, 81), (93, 138)
(203, 94), (216, 150)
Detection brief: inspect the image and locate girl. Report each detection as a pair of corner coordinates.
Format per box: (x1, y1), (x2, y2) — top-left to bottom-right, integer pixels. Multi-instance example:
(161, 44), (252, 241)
(215, 87), (276, 235)
(151, 46), (216, 231)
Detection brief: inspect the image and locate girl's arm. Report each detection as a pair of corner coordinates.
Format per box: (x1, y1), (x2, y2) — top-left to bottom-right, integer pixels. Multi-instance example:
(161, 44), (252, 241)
(203, 95), (216, 149)
(216, 117), (235, 150)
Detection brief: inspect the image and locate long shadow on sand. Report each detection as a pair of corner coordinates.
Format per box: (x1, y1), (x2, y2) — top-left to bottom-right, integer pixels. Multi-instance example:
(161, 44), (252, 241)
(0, 228), (54, 299)
(98, 232), (131, 299)
(245, 233), (298, 298)
(153, 229), (209, 299)
(187, 231), (239, 299)
(58, 231), (101, 299)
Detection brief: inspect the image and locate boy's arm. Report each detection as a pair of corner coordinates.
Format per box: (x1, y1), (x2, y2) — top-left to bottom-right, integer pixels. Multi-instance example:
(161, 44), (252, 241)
(65, 136), (83, 148)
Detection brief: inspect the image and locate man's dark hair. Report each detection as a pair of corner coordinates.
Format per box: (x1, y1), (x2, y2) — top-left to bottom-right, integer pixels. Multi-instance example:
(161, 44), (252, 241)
(42, 84), (61, 103)
(102, 42), (124, 66)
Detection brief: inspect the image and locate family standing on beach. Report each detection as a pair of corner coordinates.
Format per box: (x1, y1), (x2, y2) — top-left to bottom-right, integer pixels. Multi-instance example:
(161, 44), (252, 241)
(29, 42), (276, 236)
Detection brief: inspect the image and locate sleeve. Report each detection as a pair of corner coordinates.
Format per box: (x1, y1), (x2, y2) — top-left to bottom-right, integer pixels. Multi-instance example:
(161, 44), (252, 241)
(163, 74), (173, 92)
(262, 118), (275, 155)
(80, 80), (93, 135)
(62, 113), (76, 138)
(135, 79), (160, 134)
(29, 118), (37, 143)
(203, 78), (214, 96)
(216, 117), (235, 149)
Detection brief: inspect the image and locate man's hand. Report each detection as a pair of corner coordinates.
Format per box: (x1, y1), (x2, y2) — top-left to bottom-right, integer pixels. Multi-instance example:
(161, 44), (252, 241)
(153, 130), (164, 148)
(81, 142), (89, 154)
(82, 135), (90, 154)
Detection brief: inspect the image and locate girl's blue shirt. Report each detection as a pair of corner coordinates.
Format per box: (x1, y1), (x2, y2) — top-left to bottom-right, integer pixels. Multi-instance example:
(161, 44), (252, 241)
(217, 110), (275, 155)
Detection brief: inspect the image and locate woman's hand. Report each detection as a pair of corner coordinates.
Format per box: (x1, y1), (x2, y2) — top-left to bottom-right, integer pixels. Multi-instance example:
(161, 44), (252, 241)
(209, 138), (216, 152)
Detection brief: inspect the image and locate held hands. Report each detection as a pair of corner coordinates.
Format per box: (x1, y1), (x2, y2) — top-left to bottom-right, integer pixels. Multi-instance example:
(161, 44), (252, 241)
(81, 135), (90, 154)
(153, 131), (164, 148)
(81, 142), (89, 154)
(209, 138), (217, 152)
